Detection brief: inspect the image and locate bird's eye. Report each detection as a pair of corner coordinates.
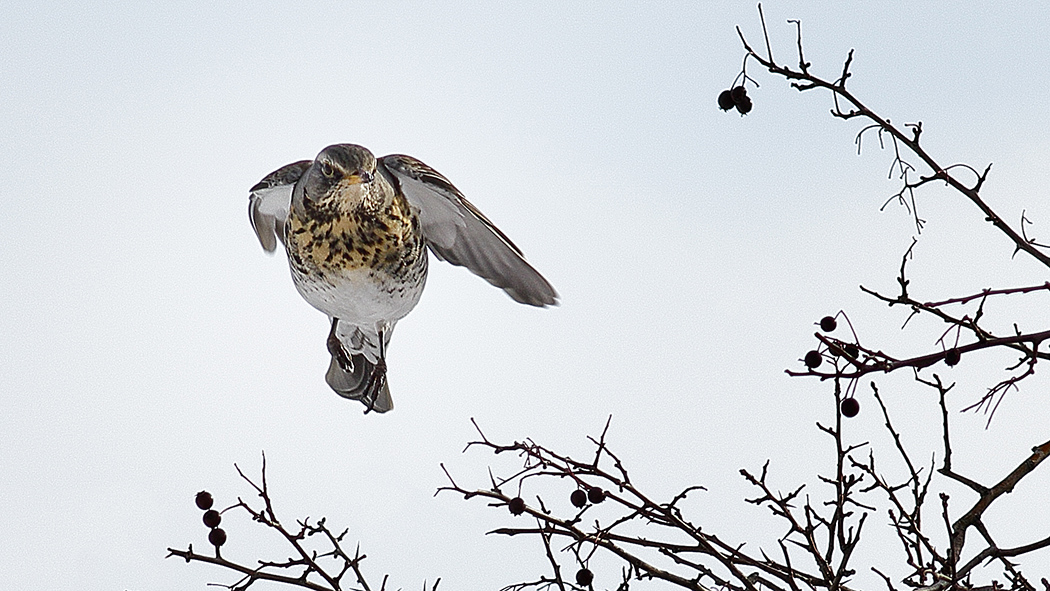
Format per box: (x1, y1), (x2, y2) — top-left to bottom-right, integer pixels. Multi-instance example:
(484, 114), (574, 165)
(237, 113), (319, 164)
(320, 161), (334, 177)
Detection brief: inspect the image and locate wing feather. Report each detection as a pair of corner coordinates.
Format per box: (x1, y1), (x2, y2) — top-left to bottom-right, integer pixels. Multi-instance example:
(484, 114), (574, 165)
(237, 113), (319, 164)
(378, 154), (558, 307)
(248, 160), (311, 252)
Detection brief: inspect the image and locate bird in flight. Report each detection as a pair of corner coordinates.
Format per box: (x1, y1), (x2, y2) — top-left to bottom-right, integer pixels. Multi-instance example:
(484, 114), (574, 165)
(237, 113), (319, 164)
(249, 144), (558, 413)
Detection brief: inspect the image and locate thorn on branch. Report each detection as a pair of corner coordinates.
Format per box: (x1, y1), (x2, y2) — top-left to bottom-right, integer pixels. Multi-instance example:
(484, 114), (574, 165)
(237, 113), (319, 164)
(787, 19), (810, 73)
(758, 3), (773, 63)
(838, 49), (855, 88)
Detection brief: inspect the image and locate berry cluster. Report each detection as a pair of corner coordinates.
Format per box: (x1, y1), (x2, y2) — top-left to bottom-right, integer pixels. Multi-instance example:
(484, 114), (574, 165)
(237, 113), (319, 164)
(807, 315), (861, 418)
(195, 490), (226, 547)
(717, 86), (752, 115)
(506, 489), (606, 587)
(569, 486), (607, 508)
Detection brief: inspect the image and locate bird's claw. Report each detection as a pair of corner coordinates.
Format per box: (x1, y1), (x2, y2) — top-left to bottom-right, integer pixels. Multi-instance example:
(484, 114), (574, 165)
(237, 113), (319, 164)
(362, 360), (388, 414)
(327, 328), (354, 372)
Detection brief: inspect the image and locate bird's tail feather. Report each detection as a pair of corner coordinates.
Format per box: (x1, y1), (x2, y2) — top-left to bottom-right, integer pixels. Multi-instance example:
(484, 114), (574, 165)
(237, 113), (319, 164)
(325, 353), (393, 413)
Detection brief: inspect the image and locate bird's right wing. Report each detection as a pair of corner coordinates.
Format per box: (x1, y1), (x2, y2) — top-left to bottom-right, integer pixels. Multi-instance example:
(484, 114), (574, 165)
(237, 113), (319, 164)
(378, 154), (559, 307)
(248, 160), (312, 252)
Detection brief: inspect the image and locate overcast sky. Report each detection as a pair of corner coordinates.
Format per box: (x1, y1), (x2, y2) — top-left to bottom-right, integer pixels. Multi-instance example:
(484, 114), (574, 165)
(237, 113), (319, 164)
(2, 1), (1049, 589)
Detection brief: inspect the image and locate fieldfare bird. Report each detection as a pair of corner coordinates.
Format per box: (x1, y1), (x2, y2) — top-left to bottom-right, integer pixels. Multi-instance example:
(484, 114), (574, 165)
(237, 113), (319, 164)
(249, 144), (558, 413)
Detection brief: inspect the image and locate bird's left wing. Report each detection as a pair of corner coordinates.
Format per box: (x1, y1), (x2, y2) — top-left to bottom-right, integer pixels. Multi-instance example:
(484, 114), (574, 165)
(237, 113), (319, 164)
(248, 160), (312, 252)
(378, 154), (558, 307)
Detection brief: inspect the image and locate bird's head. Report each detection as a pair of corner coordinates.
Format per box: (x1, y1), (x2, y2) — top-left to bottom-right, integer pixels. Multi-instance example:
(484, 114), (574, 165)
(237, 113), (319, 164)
(300, 144), (383, 209)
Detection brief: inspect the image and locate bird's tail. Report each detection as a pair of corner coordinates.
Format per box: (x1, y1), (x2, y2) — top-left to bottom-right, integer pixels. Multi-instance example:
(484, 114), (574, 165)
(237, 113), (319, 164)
(325, 353), (393, 413)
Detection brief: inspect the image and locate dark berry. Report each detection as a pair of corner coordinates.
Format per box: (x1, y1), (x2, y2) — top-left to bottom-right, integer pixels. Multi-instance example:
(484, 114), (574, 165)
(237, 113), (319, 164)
(804, 350), (822, 369)
(203, 510), (221, 529)
(843, 344), (859, 359)
(736, 97), (753, 115)
(587, 487), (606, 504)
(828, 343), (843, 357)
(195, 491), (213, 511)
(576, 568), (594, 586)
(208, 527), (227, 547)
(820, 316), (837, 332)
(730, 85), (748, 103)
(570, 489), (587, 508)
(718, 90), (735, 111)
(944, 349), (961, 366)
(508, 497), (526, 516)
(841, 398), (860, 418)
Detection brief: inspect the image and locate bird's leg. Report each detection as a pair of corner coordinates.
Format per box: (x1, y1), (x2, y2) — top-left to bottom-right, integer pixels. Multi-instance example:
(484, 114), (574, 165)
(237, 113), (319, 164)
(326, 318), (354, 372)
(362, 326), (389, 414)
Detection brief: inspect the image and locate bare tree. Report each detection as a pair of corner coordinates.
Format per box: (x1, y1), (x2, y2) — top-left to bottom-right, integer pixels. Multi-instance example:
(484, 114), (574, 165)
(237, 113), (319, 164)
(166, 453), (437, 591)
(169, 6), (1050, 591)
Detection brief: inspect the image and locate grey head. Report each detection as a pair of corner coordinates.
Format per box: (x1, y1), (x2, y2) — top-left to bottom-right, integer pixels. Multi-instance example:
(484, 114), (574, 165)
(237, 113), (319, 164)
(296, 144), (385, 210)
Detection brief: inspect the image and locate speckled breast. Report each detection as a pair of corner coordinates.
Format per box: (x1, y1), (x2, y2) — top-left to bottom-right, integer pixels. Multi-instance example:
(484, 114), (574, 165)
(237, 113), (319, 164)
(284, 194), (428, 325)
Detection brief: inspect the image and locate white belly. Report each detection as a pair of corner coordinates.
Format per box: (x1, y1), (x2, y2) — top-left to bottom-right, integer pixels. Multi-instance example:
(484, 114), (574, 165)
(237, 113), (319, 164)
(292, 265), (427, 328)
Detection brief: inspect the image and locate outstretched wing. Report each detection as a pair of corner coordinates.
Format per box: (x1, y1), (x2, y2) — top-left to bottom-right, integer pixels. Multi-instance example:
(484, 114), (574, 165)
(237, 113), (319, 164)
(378, 154), (558, 307)
(248, 160), (312, 252)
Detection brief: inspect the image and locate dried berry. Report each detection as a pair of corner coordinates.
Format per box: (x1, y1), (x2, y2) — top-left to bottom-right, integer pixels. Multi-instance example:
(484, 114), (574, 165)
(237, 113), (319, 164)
(208, 527), (227, 547)
(195, 491), (214, 511)
(203, 510), (222, 529)
(843, 344), (859, 359)
(576, 568), (594, 586)
(508, 497), (526, 516)
(730, 85), (748, 103)
(945, 349), (961, 367)
(718, 90), (735, 111)
(587, 487), (606, 504)
(828, 343), (844, 357)
(820, 316), (837, 332)
(841, 398), (860, 418)
(570, 489), (587, 508)
(804, 350), (822, 369)
(735, 96), (753, 115)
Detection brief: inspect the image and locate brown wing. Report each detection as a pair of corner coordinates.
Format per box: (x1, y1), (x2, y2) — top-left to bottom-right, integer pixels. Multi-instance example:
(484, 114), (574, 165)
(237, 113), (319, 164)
(378, 154), (558, 307)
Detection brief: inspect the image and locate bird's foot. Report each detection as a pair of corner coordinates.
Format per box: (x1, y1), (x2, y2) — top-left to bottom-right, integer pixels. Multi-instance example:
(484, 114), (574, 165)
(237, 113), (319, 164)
(327, 328), (354, 372)
(362, 359), (388, 414)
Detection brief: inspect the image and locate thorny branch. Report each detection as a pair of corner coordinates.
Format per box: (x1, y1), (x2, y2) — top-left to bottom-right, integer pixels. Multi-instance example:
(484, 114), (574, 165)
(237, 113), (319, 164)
(744, 7), (1050, 415)
(167, 453), (431, 591)
(440, 416), (836, 591)
(441, 406), (1049, 591)
(786, 234), (1048, 420)
(729, 10), (1050, 585)
(736, 7), (1050, 268)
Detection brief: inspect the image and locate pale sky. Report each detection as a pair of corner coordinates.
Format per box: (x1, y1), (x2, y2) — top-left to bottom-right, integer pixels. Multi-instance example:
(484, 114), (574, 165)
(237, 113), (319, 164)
(2, 1), (1049, 589)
